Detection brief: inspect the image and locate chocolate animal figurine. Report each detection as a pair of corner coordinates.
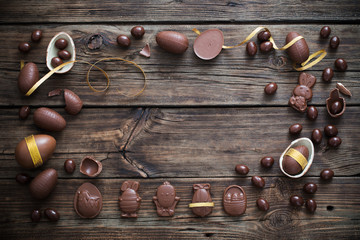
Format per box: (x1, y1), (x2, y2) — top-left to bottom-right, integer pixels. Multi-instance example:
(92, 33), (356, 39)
(153, 181), (180, 217)
(289, 73), (316, 112)
(189, 183), (214, 217)
(118, 181), (141, 218)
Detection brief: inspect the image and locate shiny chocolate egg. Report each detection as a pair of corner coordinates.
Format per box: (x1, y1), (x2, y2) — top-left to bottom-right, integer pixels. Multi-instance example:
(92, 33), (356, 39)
(282, 145), (309, 175)
(286, 32), (309, 64)
(30, 168), (58, 199)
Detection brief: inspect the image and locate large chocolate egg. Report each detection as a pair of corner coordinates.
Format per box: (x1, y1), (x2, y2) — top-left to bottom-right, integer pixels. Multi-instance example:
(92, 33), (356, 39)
(156, 31), (189, 54)
(33, 107), (66, 131)
(286, 32), (309, 64)
(18, 62), (39, 94)
(15, 134), (56, 169)
(30, 168), (58, 199)
(282, 145), (309, 175)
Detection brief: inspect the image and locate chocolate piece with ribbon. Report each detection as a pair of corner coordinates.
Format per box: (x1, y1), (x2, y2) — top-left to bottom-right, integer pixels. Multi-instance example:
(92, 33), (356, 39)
(289, 72), (316, 112)
(282, 145), (309, 175)
(189, 183), (214, 217)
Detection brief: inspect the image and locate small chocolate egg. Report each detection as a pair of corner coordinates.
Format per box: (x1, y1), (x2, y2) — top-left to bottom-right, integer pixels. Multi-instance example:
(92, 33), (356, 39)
(55, 38), (68, 50)
(15, 134), (56, 169)
(31, 30), (42, 42)
(156, 31), (189, 54)
(311, 129), (322, 144)
(328, 136), (342, 148)
(289, 195), (304, 207)
(33, 107), (66, 131)
(257, 31), (271, 42)
(131, 26), (145, 39)
(19, 106), (31, 120)
(235, 164), (249, 175)
(256, 198), (269, 211)
(30, 168), (58, 199)
(307, 106), (318, 121)
(117, 35), (131, 48)
(305, 199), (317, 213)
(64, 159), (76, 174)
(303, 182), (318, 194)
(64, 89), (83, 115)
(260, 156), (274, 168)
(44, 208), (60, 221)
(320, 169), (334, 180)
(260, 41), (273, 52)
(246, 41), (257, 56)
(251, 176), (265, 188)
(289, 123), (302, 135)
(58, 50), (71, 60)
(31, 209), (41, 222)
(324, 125), (338, 137)
(18, 62), (39, 95)
(286, 32), (309, 64)
(282, 145), (309, 175)
(16, 173), (32, 184)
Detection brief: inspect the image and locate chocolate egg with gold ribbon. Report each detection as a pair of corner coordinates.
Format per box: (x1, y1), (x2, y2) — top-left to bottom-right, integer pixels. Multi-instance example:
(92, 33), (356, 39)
(279, 137), (314, 178)
(15, 134), (56, 169)
(286, 32), (310, 64)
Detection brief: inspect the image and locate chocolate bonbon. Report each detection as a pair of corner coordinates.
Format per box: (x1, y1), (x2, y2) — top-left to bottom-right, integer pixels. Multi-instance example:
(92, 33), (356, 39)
(320, 26), (331, 38)
(193, 29), (224, 60)
(15, 134), (56, 169)
(326, 88), (345, 117)
(328, 136), (342, 148)
(322, 67), (334, 82)
(286, 32), (309, 64)
(31, 30), (42, 42)
(117, 35), (131, 48)
(153, 181), (180, 217)
(33, 107), (66, 132)
(235, 164), (249, 175)
(264, 82), (277, 95)
(19, 106), (30, 120)
(190, 183), (214, 217)
(289, 123), (302, 135)
(30, 168), (58, 199)
(307, 106), (318, 121)
(320, 169), (334, 180)
(334, 58), (347, 71)
(80, 156), (102, 177)
(119, 181), (141, 218)
(64, 159), (76, 174)
(131, 26), (145, 39)
(18, 62), (39, 94)
(324, 125), (338, 137)
(256, 198), (269, 211)
(330, 36), (340, 49)
(74, 182), (103, 219)
(251, 176), (265, 188)
(289, 73), (316, 112)
(261, 156), (274, 168)
(44, 208), (60, 221)
(16, 173), (32, 184)
(305, 199), (317, 213)
(246, 41), (257, 56)
(303, 182), (317, 194)
(223, 185), (246, 216)
(290, 195), (304, 207)
(31, 209), (41, 222)
(311, 129), (322, 144)
(156, 31), (189, 54)
(18, 42), (31, 53)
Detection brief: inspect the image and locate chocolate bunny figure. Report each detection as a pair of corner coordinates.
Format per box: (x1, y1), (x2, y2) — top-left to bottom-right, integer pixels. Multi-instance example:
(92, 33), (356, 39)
(153, 181), (180, 217)
(289, 73), (316, 112)
(118, 181), (141, 218)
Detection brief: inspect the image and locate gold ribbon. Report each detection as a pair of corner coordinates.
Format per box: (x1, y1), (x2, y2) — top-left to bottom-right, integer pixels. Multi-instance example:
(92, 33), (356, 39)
(192, 27), (327, 71)
(20, 60), (24, 70)
(285, 148), (308, 170)
(25, 58), (147, 98)
(189, 202), (215, 208)
(24, 135), (43, 168)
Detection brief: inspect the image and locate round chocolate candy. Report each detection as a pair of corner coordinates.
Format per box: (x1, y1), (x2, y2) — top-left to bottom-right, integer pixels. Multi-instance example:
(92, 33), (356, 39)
(303, 182), (317, 194)
(51, 57), (63, 68)
(74, 182), (103, 218)
(324, 125), (338, 137)
(18, 42), (31, 52)
(251, 176), (265, 188)
(256, 198), (269, 211)
(322, 67), (334, 82)
(260, 156), (274, 168)
(289, 195), (304, 207)
(64, 159), (76, 174)
(55, 38), (68, 50)
(246, 41), (257, 56)
(328, 136), (341, 148)
(260, 41), (273, 52)
(235, 164), (249, 175)
(320, 169), (334, 180)
(16, 173), (32, 184)
(117, 35), (131, 48)
(311, 129), (322, 144)
(305, 199), (317, 213)
(289, 123), (302, 135)
(31, 209), (41, 222)
(44, 208), (60, 221)
(257, 30), (271, 42)
(31, 30), (42, 42)
(282, 145), (309, 175)
(334, 58), (347, 71)
(19, 106), (30, 120)
(286, 32), (309, 64)
(264, 82), (277, 95)
(320, 26), (331, 38)
(307, 106), (318, 121)
(330, 36), (340, 49)
(193, 29), (224, 60)
(58, 50), (71, 60)
(131, 26), (145, 39)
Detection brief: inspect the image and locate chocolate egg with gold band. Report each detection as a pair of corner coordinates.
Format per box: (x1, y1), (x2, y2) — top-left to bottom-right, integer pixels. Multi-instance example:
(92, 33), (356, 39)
(286, 32), (309, 64)
(279, 137), (314, 178)
(15, 134), (56, 169)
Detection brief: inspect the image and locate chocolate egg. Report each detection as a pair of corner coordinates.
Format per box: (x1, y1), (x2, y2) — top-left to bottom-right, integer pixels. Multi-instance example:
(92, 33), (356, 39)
(80, 156), (102, 177)
(30, 168), (58, 199)
(63, 89), (83, 115)
(156, 31), (189, 54)
(18, 62), (39, 95)
(193, 29), (224, 60)
(251, 176), (265, 188)
(15, 134), (56, 169)
(74, 182), (103, 218)
(223, 185), (246, 216)
(326, 88), (346, 118)
(282, 145), (309, 175)
(33, 107), (66, 131)
(286, 32), (309, 64)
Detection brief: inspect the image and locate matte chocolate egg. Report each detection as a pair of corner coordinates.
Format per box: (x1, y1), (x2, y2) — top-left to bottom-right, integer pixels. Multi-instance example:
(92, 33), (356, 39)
(282, 145), (309, 175)
(74, 182), (103, 218)
(33, 107), (66, 131)
(286, 32), (309, 64)
(15, 134), (56, 169)
(193, 29), (224, 60)
(80, 156), (102, 177)
(18, 62), (39, 94)
(223, 185), (247, 216)
(156, 31), (189, 54)
(64, 89), (83, 115)
(16, 173), (32, 184)
(30, 168), (58, 199)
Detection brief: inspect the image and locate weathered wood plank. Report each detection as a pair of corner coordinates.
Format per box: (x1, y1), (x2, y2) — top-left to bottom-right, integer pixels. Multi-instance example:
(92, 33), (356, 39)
(1, 107), (359, 178)
(0, 24), (359, 106)
(1, 1), (359, 23)
(0, 178), (359, 239)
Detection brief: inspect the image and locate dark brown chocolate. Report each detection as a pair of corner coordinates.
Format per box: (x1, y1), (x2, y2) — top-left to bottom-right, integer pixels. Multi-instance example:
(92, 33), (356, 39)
(18, 62), (39, 94)
(289, 123), (302, 135)
(330, 36), (340, 49)
(235, 164), (249, 175)
(153, 181), (180, 217)
(307, 106), (318, 121)
(31, 209), (41, 222)
(119, 181), (141, 218)
(80, 156), (102, 177)
(282, 145), (309, 175)
(335, 58), (347, 71)
(44, 208), (60, 221)
(58, 50), (71, 60)
(289, 73), (316, 112)
(74, 182), (103, 219)
(320, 169), (334, 180)
(117, 35), (131, 48)
(260, 156), (274, 168)
(19, 106), (31, 120)
(326, 88), (346, 118)
(30, 168), (58, 199)
(51, 57), (63, 68)
(131, 26), (145, 39)
(305, 199), (317, 213)
(193, 29), (224, 60)
(324, 125), (338, 137)
(251, 176), (265, 188)
(223, 185), (246, 216)
(31, 30), (42, 42)
(55, 38), (68, 50)
(311, 129), (322, 144)
(256, 198), (269, 211)
(64, 159), (76, 174)
(322, 67), (334, 82)
(16, 173), (32, 184)
(257, 30), (271, 42)
(328, 136), (342, 148)
(260, 41), (273, 52)
(320, 26), (331, 38)
(290, 195), (304, 207)
(303, 182), (317, 194)
(286, 32), (309, 64)
(18, 42), (31, 52)
(246, 41), (257, 56)
(264, 82), (277, 95)
(190, 183), (213, 217)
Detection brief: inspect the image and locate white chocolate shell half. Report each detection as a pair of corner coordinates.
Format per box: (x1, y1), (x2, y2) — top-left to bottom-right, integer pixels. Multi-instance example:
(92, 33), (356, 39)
(279, 137), (314, 178)
(46, 32), (76, 74)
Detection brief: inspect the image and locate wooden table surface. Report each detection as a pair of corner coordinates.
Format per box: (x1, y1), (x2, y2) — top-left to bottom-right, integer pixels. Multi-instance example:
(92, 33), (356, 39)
(1, 1), (360, 239)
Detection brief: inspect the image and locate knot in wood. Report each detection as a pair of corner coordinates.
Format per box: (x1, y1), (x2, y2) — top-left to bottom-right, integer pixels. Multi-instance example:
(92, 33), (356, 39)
(269, 55), (287, 69)
(264, 209), (297, 230)
(87, 34), (104, 50)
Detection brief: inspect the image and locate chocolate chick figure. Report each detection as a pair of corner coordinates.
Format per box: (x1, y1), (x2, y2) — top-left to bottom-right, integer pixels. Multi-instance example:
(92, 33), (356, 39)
(153, 181), (180, 217)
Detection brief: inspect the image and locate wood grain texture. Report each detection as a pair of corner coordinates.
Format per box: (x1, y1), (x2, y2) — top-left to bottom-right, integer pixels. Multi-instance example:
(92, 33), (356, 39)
(1, 24), (359, 107)
(1, 0), (360, 23)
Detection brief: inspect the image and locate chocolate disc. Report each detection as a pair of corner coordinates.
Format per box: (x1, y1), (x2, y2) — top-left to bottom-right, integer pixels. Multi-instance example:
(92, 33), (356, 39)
(74, 182), (103, 218)
(193, 29), (224, 60)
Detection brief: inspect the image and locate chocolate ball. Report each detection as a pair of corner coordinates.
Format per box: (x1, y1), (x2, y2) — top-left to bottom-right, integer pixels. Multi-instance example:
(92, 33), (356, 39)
(16, 173), (32, 184)
(51, 57), (63, 68)
(261, 156), (274, 168)
(324, 125), (338, 137)
(320, 26), (331, 38)
(117, 35), (131, 47)
(305, 199), (317, 213)
(64, 159), (76, 174)
(264, 82), (277, 95)
(58, 50), (71, 60)
(257, 30), (271, 42)
(55, 38), (68, 50)
(256, 198), (269, 211)
(44, 208), (60, 221)
(282, 145), (309, 175)
(131, 26), (145, 39)
(260, 41), (273, 52)
(320, 169), (334, 180)
(246, 41), (257, 56)
(235, 164), (249, 175)
(330, 36), (340, 49)
(307, 106), (318, 121)
(328, 136), (341, 148)
(289, 123), (302, 135)
(19, 106), (30, 120)
(335, 58), (347, 71)
(311, 129), (322, 144)
(322, 67), (334, 82)
(251, 176), (265, 188)
(289, 195), (304, 207)
(18, 42), (31, 52)
(303, 182), (318, 194)
(31, 209), (41, 222)
(31, 30), (42, 42)
(330, 101), (343, 115)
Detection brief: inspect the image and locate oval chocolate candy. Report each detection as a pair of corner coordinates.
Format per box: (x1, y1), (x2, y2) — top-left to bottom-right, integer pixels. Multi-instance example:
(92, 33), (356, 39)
(193, 29), (224, 60)
(18, 62), (39, 95)
(156, 31), (189, 54)
(33, 107), (66, 131)
(15, 134), (56, 169)
(223, 185), (246, 216)
(74, 182), (103, 218)
(64, 89), (83, 115)
(30, 168), (58, 199)
(286, 32), (309, 64)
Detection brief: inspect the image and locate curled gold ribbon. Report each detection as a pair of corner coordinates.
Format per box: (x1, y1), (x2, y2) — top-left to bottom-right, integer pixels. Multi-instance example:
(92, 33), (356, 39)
(285, 148), (308, 170)
(189, 202), (215, 208)
(24, 135), (43, 168)
(25, 58), (147, 98)
(20, 60), (24, 70)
